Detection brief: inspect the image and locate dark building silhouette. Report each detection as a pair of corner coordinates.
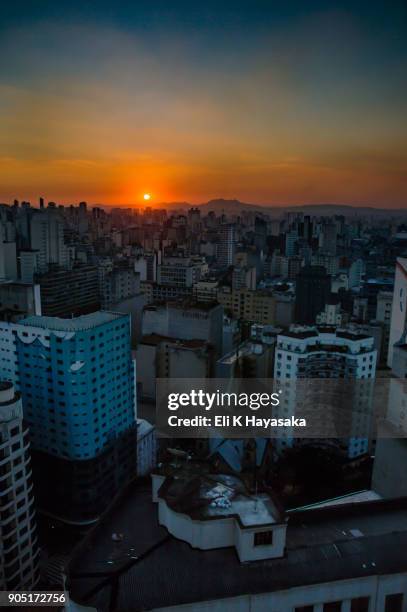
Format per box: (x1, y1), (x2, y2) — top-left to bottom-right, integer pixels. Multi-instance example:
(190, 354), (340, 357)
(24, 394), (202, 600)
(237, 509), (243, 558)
(35, 264), (100, 318)
(295, 265), (330, 324)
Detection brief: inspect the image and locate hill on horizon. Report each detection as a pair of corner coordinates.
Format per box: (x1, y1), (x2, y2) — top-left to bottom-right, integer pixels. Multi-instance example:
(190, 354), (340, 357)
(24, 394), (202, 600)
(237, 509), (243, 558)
(156, 198), (407, 217)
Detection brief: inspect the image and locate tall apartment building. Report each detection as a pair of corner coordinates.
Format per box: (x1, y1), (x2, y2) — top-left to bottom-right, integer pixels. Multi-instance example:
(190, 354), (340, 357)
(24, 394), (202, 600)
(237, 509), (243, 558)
(387, 257), (407, 367)
(274, 327), (377, 458)
(0, 222), (17, 281)
(35, 264), (100, 318)
(217, 224), (236, 268)
(0, 312), (137, 524)
(19, 250), (40, 284)
(0, 382), (40, 590)
(373, 290), (393, 363)
(98, 263), (140, 308)
(295, 265), (331, 324)
(98, 263), (145, 344)
(320, 221), (337, 255)
(29, 209), (68, 272)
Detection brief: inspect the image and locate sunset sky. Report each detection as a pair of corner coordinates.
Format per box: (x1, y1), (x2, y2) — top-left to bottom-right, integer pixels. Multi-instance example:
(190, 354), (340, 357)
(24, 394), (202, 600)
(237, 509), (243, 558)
(1, 0), (406, 207)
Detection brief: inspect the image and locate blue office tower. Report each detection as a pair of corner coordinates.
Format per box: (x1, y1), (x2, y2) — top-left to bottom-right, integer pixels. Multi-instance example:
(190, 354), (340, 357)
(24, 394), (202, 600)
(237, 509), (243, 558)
(13, 312), (137, 524)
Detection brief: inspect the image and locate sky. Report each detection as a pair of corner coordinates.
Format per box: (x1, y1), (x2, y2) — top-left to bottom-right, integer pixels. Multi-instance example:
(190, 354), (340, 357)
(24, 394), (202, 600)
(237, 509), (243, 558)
(0, 0), (406, 208)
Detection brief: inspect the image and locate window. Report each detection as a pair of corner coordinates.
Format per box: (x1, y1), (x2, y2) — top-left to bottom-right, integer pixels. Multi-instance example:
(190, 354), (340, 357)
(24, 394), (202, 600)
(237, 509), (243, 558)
(323, 604), (342, 612)
(253, 530), (273, 546)
(385, 594), (403, 612)
(351, 597), (369, 612)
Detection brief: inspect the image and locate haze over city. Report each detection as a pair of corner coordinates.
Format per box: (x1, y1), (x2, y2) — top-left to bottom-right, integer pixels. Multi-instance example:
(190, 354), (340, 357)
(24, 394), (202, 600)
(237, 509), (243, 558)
(1, 0), (406, 207)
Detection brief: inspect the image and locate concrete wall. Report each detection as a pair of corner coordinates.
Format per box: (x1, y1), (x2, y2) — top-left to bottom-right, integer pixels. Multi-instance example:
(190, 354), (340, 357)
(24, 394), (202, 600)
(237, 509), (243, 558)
(152, 573), (407, 612)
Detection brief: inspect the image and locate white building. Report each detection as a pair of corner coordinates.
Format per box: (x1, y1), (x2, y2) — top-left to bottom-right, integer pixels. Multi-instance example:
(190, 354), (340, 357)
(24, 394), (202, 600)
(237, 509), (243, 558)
(274, 326), (377, 458)
(0, 382), (40, 590)
(387, 257), (407, 367)
(152, 468), (287, 563)
(316, 300), (348, 326)
(157, 256), (203, 288)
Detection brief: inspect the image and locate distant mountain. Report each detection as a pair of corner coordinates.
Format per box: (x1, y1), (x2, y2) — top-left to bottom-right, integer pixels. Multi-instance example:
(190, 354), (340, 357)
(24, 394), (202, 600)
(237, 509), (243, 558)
(176, 199), (407, 217)
(101, 199), (406, 217)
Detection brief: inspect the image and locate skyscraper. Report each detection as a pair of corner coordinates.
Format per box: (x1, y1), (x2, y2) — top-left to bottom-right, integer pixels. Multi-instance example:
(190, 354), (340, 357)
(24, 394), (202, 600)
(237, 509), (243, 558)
(295, 265), (331, 324)
(218, 224), (236, 268)
(1, 312), (137, 524)
(0, 382), (40, 590)
(274, 327), (377, 458)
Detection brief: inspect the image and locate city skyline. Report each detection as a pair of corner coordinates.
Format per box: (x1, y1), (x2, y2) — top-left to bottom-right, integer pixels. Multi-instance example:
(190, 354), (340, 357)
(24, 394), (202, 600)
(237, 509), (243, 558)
(1, 0), (407, 207)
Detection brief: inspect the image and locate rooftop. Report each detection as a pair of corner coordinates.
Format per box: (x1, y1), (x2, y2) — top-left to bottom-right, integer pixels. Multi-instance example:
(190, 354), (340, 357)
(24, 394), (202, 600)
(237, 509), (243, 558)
(155, 464), (282, 527)
(280, 327), (372, 342)
(18, 311), (126, 331)
(140, 333), (207, 349)
(67, 482), (407, 612)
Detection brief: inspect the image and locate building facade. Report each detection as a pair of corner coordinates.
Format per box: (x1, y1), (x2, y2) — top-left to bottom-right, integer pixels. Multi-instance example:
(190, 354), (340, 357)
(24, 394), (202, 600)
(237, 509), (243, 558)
(0, 312), (137, 524)
(0, 382), (40, 590)
(274, 327), (377, 459)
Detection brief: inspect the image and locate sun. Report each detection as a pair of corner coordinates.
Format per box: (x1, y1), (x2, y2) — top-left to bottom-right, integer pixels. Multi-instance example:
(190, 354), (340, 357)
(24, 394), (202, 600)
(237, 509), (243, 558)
(143, 193), (151, 201)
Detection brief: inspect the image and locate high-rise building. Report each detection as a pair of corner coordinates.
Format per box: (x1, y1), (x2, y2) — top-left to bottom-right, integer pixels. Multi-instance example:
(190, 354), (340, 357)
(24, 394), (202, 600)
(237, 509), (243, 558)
(35, 264), (100, 318)
(274, 326), (377, 458)
(0, 312), (137, 523)
(0, 382), (40, 590)
(387, 257), (407, 368)
(19, 250), (40, 284)
(295, 265), (331, 324)
(217, 224), (236, 268)
(29, 209), (68, 272)
(320, 222), (337, 255)
(0, 222), (17, 281)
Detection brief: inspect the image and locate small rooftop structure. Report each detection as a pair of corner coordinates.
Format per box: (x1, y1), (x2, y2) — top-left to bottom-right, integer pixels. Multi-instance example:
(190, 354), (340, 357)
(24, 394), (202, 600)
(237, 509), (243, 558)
(151, 462), (286, 563)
